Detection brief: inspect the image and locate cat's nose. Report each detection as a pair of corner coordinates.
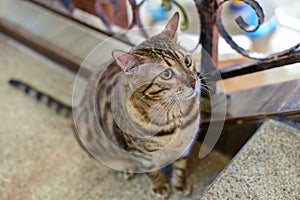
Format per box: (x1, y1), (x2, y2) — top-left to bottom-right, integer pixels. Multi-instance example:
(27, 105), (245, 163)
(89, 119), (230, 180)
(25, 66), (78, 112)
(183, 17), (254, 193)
(186, 80), (196, 89)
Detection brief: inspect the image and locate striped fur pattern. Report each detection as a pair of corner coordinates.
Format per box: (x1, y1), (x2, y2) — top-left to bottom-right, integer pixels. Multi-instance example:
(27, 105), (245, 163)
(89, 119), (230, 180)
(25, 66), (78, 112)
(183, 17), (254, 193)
(74, 13), (200, 198)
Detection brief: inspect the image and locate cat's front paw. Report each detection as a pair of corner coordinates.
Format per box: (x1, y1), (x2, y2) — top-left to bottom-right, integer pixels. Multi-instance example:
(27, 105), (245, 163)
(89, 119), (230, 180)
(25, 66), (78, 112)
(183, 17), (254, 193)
(150, 183), (171, 199)
(117, 171), (135, 180)
(173, 182), (193, 196)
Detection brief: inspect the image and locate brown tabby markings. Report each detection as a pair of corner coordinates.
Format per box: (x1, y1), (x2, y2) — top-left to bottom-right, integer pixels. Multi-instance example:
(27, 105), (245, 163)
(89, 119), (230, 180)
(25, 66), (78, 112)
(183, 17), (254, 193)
(74, 13), (200, 198)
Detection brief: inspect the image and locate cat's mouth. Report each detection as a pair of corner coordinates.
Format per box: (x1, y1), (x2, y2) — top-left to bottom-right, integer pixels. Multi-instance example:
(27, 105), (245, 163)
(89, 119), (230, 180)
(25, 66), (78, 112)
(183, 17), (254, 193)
(168, 80), (200, 101)
(168, 88), (196, 101)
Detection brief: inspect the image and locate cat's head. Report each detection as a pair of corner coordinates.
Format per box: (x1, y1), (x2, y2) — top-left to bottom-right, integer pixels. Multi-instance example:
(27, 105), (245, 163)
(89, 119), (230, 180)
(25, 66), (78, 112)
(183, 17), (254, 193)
(112, 12), (199, 102)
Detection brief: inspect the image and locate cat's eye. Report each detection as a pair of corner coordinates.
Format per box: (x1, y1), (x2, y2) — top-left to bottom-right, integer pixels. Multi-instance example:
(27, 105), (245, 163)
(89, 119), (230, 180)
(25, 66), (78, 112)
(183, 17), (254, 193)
(184, 55), (192, 67)
(160, 69), (173, 80)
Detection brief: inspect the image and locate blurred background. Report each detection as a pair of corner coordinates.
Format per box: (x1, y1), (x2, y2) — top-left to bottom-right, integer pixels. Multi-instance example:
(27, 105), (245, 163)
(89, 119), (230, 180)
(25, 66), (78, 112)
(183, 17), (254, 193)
(1, 0), (299, 92)
(136, 0), (300, 92)
(0, 1), (299, 199)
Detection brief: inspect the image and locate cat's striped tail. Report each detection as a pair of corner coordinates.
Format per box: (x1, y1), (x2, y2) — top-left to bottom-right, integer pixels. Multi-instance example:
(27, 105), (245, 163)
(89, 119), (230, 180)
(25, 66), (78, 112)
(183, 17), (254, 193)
(9, 79), (72, 117)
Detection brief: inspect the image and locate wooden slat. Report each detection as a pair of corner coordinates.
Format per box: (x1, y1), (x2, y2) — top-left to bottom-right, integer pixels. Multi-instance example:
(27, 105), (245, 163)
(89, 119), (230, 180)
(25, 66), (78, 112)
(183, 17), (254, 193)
(260, 81), (300, 113)
(281, 92), (300, 111)
(202, 80), (300, 126)
(0, 0), (132, 77)
(0, 17), (85, 73)
(71, 36), (101, 57)
(228, 85), (278, 117)
(220, 50), (300, 80)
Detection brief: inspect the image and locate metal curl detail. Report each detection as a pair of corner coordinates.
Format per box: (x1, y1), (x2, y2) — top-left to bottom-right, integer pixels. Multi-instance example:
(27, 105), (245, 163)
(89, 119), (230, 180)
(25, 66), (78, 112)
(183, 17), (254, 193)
(216, 0), (300, 60)
(219, 0), (264, 32)
(128, 0), (149, 38)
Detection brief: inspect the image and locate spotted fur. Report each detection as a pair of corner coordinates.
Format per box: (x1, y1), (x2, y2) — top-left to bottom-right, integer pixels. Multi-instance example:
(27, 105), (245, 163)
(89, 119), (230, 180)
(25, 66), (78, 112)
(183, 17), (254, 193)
(74, 13), (200, 198)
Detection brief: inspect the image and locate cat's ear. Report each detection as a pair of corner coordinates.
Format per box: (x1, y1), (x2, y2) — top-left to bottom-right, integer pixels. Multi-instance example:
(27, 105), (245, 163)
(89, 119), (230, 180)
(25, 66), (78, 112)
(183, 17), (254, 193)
(112, 50), (144, 75)
(162, 12), (179, 38)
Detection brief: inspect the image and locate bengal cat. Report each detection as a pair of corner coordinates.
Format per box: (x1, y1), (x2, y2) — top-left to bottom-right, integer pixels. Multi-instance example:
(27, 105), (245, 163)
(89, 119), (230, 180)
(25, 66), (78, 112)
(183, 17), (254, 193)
(10, 13), (201, 198)
(74, 12), (201, 198)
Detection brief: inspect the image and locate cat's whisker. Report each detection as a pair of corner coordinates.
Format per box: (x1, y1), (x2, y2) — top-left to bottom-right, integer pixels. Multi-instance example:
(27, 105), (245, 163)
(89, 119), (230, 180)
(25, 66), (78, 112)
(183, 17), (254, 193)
(169, 88), (196, 102)
(148, 100), (177, 126)
(200, 78), (215, 84)
(198, 71), (211, 78)
(200, 84), (212, 97)
(200, 80), (218, 89)
(200, 83), (213, 91)
(148, 99), (169, 114)
(200, 82), (210, 89)
(137, 93), (147, 103)
(200, 76), (216, 82)
(198, 72), (217, 83)
(154, 99), (177, 116)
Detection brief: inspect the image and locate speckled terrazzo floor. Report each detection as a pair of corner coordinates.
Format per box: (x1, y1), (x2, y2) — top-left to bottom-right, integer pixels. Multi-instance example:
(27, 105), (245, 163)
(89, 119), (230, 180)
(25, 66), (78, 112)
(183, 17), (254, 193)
(201, 119), (300, 200)
(0, 33), (231, 200)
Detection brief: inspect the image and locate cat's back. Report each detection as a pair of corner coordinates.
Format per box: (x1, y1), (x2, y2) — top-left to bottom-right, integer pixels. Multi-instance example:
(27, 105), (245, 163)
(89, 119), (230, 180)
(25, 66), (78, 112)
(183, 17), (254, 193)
(73, 61), (127, 158)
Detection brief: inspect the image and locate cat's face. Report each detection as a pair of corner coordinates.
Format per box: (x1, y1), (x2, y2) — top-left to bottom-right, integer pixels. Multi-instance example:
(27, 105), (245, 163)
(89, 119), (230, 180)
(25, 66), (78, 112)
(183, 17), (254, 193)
(127, 54), (199, 102)
(113, 13), (200, 103)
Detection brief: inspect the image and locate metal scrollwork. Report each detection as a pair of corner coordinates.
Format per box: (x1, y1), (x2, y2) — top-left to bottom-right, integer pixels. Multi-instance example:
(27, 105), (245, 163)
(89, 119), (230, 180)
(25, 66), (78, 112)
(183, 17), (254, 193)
(127, 0), (189, 38)
(25, 0), (300, 79)
(127, 0), (148, 38)
(216, 0), (300, 60)
(220, 0), (264, 32)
